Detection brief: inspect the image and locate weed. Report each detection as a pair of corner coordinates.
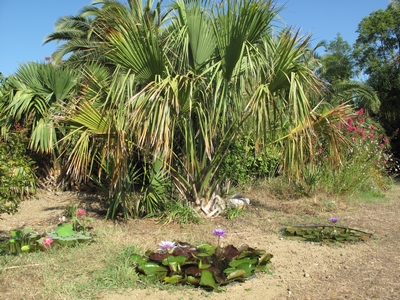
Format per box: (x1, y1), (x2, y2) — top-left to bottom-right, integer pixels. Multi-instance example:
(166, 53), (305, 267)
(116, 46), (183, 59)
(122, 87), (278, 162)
(155, 200), (202, 225)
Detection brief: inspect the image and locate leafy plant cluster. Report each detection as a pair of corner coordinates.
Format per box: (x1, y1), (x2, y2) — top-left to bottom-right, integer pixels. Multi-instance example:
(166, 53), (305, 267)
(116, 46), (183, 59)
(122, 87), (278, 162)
(129, 242), (273, 289)
(217, 136), (280, 186)
(0, 208), (93, 255)
(281, 225), (373, 243)
(0, 132), (36, 215)
(306, 108), (396, 195)
(1, 0), (399, 222)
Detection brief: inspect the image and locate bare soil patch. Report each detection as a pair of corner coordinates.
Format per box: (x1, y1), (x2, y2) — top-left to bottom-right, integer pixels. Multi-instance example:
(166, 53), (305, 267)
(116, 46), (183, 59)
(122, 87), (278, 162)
(1, 183), (399, 300)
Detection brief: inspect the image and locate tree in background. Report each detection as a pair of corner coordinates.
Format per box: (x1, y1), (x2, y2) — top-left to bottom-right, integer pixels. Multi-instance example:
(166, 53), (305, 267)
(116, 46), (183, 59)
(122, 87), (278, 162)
(353, 3), (400, 155)
(316, 34), (380, 114)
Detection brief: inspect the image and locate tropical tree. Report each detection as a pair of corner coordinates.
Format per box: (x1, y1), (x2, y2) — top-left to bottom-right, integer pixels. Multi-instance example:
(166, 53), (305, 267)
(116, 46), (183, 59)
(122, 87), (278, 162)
(353, 3), (400, 154)
(44, 0), (353, 219)
(2, 62), (79, 154)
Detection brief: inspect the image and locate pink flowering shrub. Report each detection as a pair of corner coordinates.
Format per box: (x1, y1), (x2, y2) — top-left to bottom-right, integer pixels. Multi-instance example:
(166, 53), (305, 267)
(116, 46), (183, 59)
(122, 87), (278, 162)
(311, 108), (398, 194)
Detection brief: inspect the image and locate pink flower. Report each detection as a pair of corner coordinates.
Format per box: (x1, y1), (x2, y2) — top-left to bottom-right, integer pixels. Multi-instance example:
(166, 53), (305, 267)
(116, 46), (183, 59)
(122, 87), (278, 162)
(347, 126), (355, 132)
(43, 237), (53, 247)
(380, 144), (385, 149)
(58, 216), (66, 223)
(384, 138), (389, 144)
(356, 108), (364, 116)
(77, 209), (85, 216)
(369, 125), (376, 130)
(347, 118), (354, 125)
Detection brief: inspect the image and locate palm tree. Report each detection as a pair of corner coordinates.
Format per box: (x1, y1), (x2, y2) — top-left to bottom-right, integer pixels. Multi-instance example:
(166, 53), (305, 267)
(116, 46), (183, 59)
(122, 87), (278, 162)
(3, 62), (78, 154)
(49, 0), (352, 218)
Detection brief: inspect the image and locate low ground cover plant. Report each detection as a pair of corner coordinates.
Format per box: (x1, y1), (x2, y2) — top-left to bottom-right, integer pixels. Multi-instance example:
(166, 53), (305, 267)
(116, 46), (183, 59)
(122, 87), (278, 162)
(129, 228), (273, 290)
(0, 208), (93, 254)
(280, 217), (373, 243)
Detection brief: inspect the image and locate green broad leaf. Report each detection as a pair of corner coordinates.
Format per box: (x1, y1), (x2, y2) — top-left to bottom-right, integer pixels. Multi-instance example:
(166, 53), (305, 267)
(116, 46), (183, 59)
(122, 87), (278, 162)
(130, 254), (148, 265)
(162, 255), (186, 266)
(237, 248), (266, 259)
(163, 275), (182, 284)
(225, 269), (246, 280)
(258, 252), (273, 265)
(23, 228), (31, 235)
(138, 262), (168, 278)
(186, 275), (200, 285)
(196, 244), (216, 257)
(11, 231), (22, 239)
(223, 267), (237, 275)
(235, 262), (255, 277)
(162, 255), (186, 272)
(55, 224), (74, 237)
(199, 269), (218, 289)
(229, 257), (257, 267)
(21, 245), (30, 252)
(199, 263), (211, 269)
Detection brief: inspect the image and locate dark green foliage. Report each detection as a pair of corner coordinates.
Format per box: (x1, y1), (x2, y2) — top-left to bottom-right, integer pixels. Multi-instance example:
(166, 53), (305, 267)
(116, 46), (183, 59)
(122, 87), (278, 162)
(129, 242), (273, 289)
(280, 225), (373, 243)
(0, 132), (36, 215)
(319, 33), (355, 83)
(217, 136), (280, 186)
(353, 3), (400, 156)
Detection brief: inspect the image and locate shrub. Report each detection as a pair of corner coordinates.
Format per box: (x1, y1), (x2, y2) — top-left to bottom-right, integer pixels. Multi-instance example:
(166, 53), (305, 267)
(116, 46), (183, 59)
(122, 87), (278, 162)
(0, 131), (36, 215)
(312, 108), (397, 194)
(217, 136), (280, 186)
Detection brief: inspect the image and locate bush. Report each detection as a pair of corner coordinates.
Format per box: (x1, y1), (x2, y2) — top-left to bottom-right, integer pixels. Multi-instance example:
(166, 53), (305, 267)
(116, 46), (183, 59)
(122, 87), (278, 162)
(312, 108), (397, 194)
(218, 136), (280, 186)
(0, 132), (36, 215)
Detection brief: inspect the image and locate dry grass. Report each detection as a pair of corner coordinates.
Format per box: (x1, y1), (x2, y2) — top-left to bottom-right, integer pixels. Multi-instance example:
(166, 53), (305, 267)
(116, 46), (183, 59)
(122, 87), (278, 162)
(1, 180), (399, 299)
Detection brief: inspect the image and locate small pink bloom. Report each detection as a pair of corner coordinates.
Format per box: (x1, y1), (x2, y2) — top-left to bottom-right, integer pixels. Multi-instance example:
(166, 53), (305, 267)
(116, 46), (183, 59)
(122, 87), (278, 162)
(358, 118), (365, 124)
(356, 108), (364, 116)
(369, 133), (374, 139)
(384, 138), (389, 144)
(351, 137), (357, 141)
(347, 118), (354, 125)
(43, 237), (53, 247)
(77, 209), (85, 216)
(347, 126), (355, 132)
(58, 216), (66, 223)
(369, 125), (376, 130)
(318, 148), (323, 153)
(380, 144), (385, 149)
(383, 160), (387, 165)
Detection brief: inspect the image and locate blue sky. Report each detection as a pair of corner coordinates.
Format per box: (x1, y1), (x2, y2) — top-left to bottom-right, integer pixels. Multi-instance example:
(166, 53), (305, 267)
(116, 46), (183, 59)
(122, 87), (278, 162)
(0, 0), (391, 77)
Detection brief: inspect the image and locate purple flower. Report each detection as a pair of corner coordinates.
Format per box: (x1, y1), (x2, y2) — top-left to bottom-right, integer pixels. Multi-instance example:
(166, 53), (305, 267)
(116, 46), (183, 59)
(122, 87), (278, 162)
(330, 217), (338, 223)
(213, 228), (226, 239)
(158, 240), (176, 251)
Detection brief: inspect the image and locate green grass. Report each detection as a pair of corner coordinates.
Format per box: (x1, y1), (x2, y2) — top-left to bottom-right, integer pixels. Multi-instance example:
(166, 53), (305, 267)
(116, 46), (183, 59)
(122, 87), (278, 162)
(351, 189), (388, 204)
(0, 227), (146, 299)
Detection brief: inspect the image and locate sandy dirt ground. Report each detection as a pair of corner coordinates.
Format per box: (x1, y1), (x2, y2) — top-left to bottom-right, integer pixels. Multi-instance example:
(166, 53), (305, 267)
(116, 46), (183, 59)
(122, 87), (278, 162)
(1, 183), (399, 300)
